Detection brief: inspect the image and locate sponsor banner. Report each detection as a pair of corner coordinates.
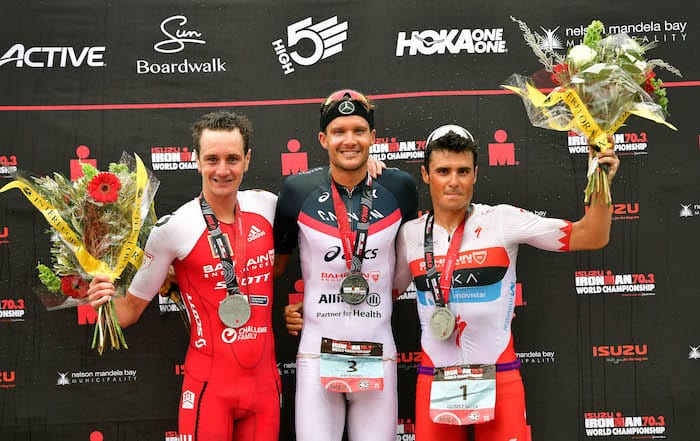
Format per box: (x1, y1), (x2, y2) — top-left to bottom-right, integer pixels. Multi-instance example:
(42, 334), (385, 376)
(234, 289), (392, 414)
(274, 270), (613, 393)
(0, 44), (106, 68)
(592, 344), (649, 364)
(396, 351), (422, 372)
(583, 411), (667, 437)
(689, 346), (700, 360)
(56, 369), (137, 386)
(370, 137), (426, 163)
(151, 147), (197, 171)
(516, 350), (556, 365)
(0, 371), (16, 389)
(574, 270), (655, 296)
(0, 298), (25, 322)
(272, 16), (348, 75)
(679, 203), (700, 217)
(567, 131), (649, 156)
(395, 28), (508, 56)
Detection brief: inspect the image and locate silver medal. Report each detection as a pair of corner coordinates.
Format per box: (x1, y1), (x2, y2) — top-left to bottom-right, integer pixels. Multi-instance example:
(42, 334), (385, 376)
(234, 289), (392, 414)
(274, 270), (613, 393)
(429, 306), (456, 340)
(218, 295), (251, 328)
(339, 273), (369, 305)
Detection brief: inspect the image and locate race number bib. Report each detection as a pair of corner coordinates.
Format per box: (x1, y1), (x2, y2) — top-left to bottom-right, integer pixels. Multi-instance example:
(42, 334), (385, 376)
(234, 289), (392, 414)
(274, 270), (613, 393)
(319, 337), (384, 393)
(429, 364), (496, 425)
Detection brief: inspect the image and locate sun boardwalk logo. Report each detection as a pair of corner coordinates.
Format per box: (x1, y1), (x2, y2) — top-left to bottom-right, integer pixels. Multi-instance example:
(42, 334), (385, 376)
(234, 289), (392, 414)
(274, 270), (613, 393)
(679, 203), (700, 217)
(370, 137), (426, 162)
(575, 269), (655, 296)
(0, 44), (106, 68)
(583, 411), (666, 437)
(137, 15), (226, 74)
(396, 27), (508, 56)
(272, 16), (348, 74)
(689, 345), (700, 360)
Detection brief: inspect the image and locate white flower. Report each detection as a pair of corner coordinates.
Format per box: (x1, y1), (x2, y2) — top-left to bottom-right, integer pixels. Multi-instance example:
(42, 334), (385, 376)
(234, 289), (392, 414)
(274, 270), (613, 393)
(567, 44), (597, 70)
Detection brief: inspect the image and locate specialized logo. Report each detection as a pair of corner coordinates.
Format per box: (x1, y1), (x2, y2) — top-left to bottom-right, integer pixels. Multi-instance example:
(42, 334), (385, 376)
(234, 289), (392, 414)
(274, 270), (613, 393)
(584, 411), (666, 437)
(396, 28), (507, 56)
(181, 390), (195, 409)
(370, 137), (426, 162)
(0, 44), (106, 68)
(272, 16), (349, 74)
(137, 15), (226, 74)
(247, 224), (266, 242)
(575, 270), (655, 296)
(151, 147), (197, 171)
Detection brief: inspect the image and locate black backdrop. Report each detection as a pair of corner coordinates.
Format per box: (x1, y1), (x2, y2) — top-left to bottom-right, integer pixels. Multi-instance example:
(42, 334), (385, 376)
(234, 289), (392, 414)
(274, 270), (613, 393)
(1, 1), (698, 440)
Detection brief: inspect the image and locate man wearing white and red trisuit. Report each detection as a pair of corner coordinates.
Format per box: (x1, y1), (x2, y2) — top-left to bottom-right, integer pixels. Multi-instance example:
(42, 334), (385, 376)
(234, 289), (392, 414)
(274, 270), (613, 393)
(89, 112), (280, 441)
(394, 125), (619, 441)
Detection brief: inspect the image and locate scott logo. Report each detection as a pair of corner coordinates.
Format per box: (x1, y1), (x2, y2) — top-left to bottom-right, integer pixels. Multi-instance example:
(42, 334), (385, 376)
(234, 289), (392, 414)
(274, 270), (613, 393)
(0, 44), (106, 68)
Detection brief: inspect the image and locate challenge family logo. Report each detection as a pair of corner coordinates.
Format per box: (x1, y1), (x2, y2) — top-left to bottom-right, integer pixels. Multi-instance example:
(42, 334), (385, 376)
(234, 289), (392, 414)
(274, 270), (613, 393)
(151, 146), (197, 171)
(137, 15), (227, 74)
(583, 411), (666, 437)
(0, 44), (106, 68)
(370, 137), (426, 163)
(574, 270), (655, 296)
(395, 27), (507, 56)
(0, 298), (25, 322)
(272, 16), (349, 75)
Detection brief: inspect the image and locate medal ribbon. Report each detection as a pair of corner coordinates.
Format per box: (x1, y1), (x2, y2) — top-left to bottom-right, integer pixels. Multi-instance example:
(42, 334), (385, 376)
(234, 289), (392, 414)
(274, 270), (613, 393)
(423, 205), (472, 307)
(199, 196), (247, 297)
(329, 171), (373, 274)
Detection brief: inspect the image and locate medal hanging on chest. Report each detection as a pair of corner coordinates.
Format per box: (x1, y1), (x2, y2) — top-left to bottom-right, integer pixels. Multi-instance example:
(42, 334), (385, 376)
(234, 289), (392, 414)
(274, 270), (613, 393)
(200, 196), (251, 328)
(330, 172), (374, 305)
(423, 206), (472, 340)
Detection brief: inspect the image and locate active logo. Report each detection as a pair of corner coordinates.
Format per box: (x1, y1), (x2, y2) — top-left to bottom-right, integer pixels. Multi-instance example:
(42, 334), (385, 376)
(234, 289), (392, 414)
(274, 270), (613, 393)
(0, 44), (106, 68)
(137, 15), (227, 75)
(396, 28), (507, 56)
(272, 16), (348, 74)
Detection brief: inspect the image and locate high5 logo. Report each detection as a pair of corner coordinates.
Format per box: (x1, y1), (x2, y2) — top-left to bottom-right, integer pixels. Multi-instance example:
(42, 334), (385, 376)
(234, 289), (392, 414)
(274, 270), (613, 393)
(272, 16), (348, 74)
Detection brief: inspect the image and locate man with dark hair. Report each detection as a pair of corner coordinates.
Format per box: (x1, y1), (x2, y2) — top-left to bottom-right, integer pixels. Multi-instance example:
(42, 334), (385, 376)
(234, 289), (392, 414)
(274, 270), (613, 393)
(276, 89), (419, 441)
(88, 111), (281, 441)
(394, 124), (619, 441)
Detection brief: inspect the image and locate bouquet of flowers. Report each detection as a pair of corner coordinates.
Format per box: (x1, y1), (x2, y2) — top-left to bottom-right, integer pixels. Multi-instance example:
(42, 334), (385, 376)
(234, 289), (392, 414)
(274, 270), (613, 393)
(0, 152), (159, 354)
(503, 17), (681, 205)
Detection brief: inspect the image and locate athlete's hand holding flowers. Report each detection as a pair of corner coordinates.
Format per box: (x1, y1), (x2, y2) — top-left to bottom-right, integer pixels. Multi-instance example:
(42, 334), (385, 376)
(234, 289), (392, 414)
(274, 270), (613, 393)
(503, 18), (679, 205)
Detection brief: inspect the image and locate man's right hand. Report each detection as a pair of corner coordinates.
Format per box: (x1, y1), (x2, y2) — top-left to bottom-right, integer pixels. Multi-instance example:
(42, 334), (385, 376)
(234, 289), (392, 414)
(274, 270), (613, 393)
(284, 302), (304, 336)
(87, 274), (116, 309)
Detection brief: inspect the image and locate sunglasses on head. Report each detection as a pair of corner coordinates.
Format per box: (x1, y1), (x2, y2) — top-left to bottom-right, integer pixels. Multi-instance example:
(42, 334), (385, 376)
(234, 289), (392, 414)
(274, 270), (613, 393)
(425, 124), (474, 145)
(323, 89), (369, 107)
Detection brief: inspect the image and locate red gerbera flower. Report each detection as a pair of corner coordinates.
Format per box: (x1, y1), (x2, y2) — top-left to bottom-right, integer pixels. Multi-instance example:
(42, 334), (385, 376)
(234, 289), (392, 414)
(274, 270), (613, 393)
(643, 71), (656, 95)
(60, 275), (89, 299)
(87, 172), (121, 203)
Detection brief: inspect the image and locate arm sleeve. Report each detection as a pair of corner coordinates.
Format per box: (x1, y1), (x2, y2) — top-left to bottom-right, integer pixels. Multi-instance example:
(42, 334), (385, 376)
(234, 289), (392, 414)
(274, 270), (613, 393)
(499, 204), (572, 252)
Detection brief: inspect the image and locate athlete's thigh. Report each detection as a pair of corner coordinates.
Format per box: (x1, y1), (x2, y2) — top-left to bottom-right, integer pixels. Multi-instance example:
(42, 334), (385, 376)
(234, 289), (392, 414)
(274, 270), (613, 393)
(233, 384), (281, 441)
(346, 359), (398, 441)
(178, 375), (233, 441)
(474, 369), (528, 441)
(295, 356), (346, 441)
(414, 373), (469, 441)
